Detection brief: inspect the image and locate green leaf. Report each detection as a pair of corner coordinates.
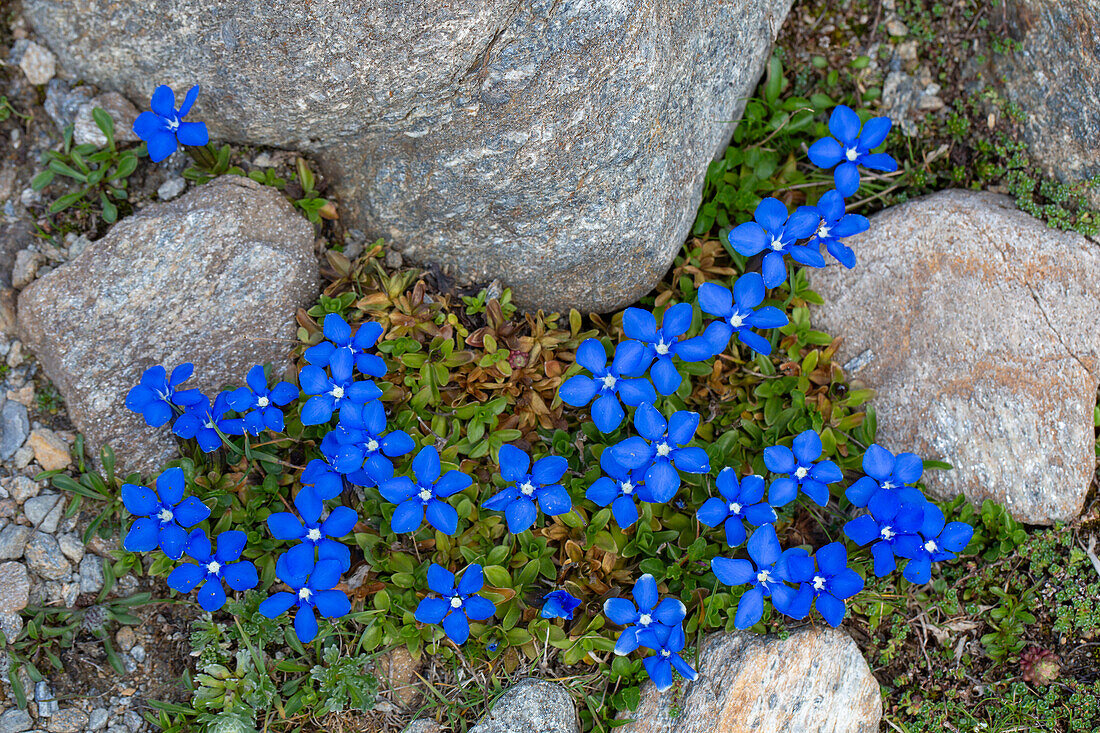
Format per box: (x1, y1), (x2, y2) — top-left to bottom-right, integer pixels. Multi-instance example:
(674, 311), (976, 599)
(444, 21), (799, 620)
(49, 191), (86, 214)
(31, 170), (55, 190)
(482, 565), (512, 588)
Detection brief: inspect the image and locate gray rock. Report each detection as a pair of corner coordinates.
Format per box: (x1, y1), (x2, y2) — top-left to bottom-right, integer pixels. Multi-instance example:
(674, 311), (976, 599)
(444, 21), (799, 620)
(620, 628), (880, 733)
(79, 554), (104, 594)
(996, 1), (1100, 207)
(0, 610), (22, 640)
(23, 494), (60, 530)
(17, 176), (318, 475)
(403, 721), (440, 733)
(130, 644), (145, 663)
(470, 679), (577, 733)
(0, 561), (30, 613)
(45, 709), (88, 733)
(0, 525), (30, 560)
(14, 40), (55, 85)
(9, 476), (40, 505)
(35, 679), (57, 718)
(24, 533), (71, 581)
(0, 399), (29, 460)
(57, 535), (83, 564)
(23, 0), (793, 313)
(73, 92), (141, 148)
(88, 709), (109, 731)
(43, 80), (96, 132)
(0, 708), (33, 733)
(11, 249), (41, 289)
(0, 221), (35, 291)
(156, 177), (186, 201)
(809, 190), (1100, 524)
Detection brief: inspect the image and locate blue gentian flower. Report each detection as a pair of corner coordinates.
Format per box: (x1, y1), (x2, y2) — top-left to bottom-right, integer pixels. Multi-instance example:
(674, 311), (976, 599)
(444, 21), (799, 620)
(764, 429), (843, 507)
(132, 85), (209, 163)
(585, 449), (651, 529)
(784, 542), (864, 627)
(300, 456), (346, 502)
(124, 363), (201, 427)
(541, 590), (582, 620)
(299, 357), (382, 426)
(315, 427), (378, 490)
(379, 446), (471, 535)
(696, 469), (777, 547)
(622, 304), (715, 395)
(808, 189), (870, 268)
(637, 624), (698, 692)
(166, 529), (258, 612)
(227, 364), (299, 435)
(328, 400), (415, 481)
(258, 544), (350, 643)
(172, 392), (245, 453)
(893, 503), (973, 585)
(697, 274), (788, 357)
(843, 491), (926, 577)
(122, 467), (210, 560)
(267, 486), (358, 571)
(711, 524), (805, 629)
(305, 314), (387, 378)
(558, 339), (655, 432)
(726, 198), (823, 288)
(808, 106), (898, 197)
(845, 443), (925, 513)
(414, 563), (496, 645)
(483, 445), (570, 533)
(608, 404), (710, 503)
(603, 573), (687, 656)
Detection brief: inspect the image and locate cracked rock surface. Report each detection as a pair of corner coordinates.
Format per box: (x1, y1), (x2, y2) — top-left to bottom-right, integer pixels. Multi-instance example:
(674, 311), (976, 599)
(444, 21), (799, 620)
(810, 189), (1100, 525)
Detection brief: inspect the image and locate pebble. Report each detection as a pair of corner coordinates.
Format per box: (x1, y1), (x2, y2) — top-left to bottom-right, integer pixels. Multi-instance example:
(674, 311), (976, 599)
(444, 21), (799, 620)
(5, 384), (34, 407)
(88, 709), (109, 731)
(11, 445), (34, 470)
(0, 399), (29, 460)
(44, 80), (96, 132)
(11, 249), (40, 289)
(46, 709), (88, 733)
(252, 152), (276, 167)
(115, 626), (135, 651)
(5, 341), (23, 368)
(123, 710), (143, 731)
(23, 493), (61, 532)
(57, 534), (84, 564)
(35, 679), (58, 718)
(886, 18), (909, 36)
(79, 554), (105, 594)
(26, 428), (71, 471)
(0, 524), (30, 560)
(130, 644), (146, 663)
(67, 235), (91, 260)
(24, 532), (71, 580)
(385, 249), (403, 270)
(16, 41), (56, 85)
(73, 93), (140, 147)
(8, 476), (39, 505)
(156, 178), (187, 201)
(0, 708), (32, 733)
(0, 610), (22, 640)
(0, 561), (30, 612)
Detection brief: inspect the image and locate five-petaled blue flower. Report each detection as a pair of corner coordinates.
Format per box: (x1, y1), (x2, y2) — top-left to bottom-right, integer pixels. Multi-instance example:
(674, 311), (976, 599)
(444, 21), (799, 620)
(299, 356), (382, 426)
(711, 523), (805, 629)
(227, 364), (299, 435)
(697, 274), (788, 358)
(166, 529), (258, 612)
(414, 563), (496, 645)
(122, 467), (210, 560)
(844, 491), (926, 577)
(125, 363), (201, 427)
(808, 189), (870, 269)
(379, 446), (472, 535)
(764, 429), (843, 507)
(558, 339), (655, 432)
(483, 445), (571, 533)
(638, 623), (698, 692)
(268, 486), (358, 572)
(541, 590), (582, 621)
(305, 314), (387, 378)
(259, 544), (351, 643)
(609, 404), (710, 503)
(172, 391), (245, 453)
(300, 455), (346, 502)
(603, 573), (687, 656)
(784, 542), (864, 627)
(328, 400), (415, 481)
(586, 449), (652, 529)
(696, 469), (777, 547)
(845, 443), (925, 513)
(726, 198), (822, 288)
(808, 105), (898, 197)
(622, 303), (715, 395)
(893, 502), (973, 585)
(132, 85), (209, 163)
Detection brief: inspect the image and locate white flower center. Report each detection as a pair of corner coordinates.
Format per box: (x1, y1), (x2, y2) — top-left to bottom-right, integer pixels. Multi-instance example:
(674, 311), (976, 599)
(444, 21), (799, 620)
(655, 442), (671, 458)
(728, 502), (742, 514)
(165, 115), (180, 131)
(638, 613), (653, 626)
(366, 439), (379, 452)
(880, 525), (895, 540)
(298, 588), (312, 602)
(519, 482), (535, 497)
(845, 147), (859, 161)
(418, 489), (433, 502)
(450, 596), (463, 609)
(257, 396), (270, 408)
(601, 374), (617, 390)
(330, 385), (345, 400)
(924, 540), (938, 553)
(654, 340), (670, 356)
(795, 466), (809, 480)
(158, 508), (174, 523)
(756, 569), (774, 585)
(728, 313), (744, 328)
(812, 575), (826, 591)
(769, 237), (784, 251)
(881, 481), (895, 490)
(204, 420), (215, 430)
(817, 224), (832, 239)
(206, 561), (221, 575)
(620, 481), (634, 495)
(307, 528), (322, 541)
(661, 649), (671, 658)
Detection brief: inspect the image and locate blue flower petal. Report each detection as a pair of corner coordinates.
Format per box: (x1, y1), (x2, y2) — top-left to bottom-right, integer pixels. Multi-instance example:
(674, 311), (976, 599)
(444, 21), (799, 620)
(427, 564), (456, 595)
(834, 161), (861, 197)
(442, 610), (470, 644)
(175, 121), (208, 146)
(828, 105), (862, 146)
(734, 586), (765, 629)
(167, 563), (205, 594)
(197, 579), (227, 612)
(603, 598), (639, 626)
(146, 130), (177, 163)
(314, 589), (351, 618)
(457, 564), (484, 595)
(121, 483), (158, 517)
(808, 137), (844, 169)
(259, 591), (296, 618)
(412, 446), (441, 483)
(763, 445), (796, 475)
(643, 461), (680, 503)
(611, 495), (639, 528)
(223, 562), (259, 591)
(294, 606), (320, 643)
(497, 444), (531, 481)
(591, 393), (625, 432)
(416, 597), (450, 624)
(425, 499), (458, 534)
(644, 655), (674, 692)
(463, 595), (496, 621)
(503, 498), (537, 533)
(633, 574), (659, 611)
(559, 375), (598, 407)
(622, 309), (658, 343)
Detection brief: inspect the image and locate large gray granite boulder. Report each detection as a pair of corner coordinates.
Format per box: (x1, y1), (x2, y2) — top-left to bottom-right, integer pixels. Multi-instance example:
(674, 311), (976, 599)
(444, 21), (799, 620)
(17, 177), (317, 476)
(810, 189), (1100, 525)
(23, 0), (792, 312)
(471, 678), (578, 733)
